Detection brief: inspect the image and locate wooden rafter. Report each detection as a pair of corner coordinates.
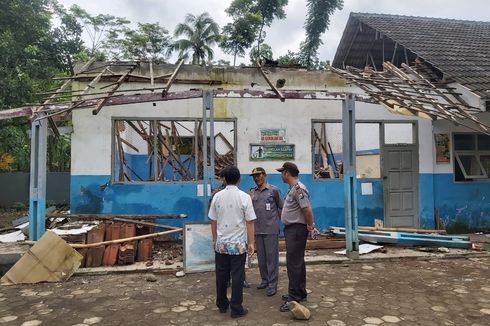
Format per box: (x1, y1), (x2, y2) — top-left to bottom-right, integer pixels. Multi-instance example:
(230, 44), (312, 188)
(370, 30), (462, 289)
(331, 63), (490, 135)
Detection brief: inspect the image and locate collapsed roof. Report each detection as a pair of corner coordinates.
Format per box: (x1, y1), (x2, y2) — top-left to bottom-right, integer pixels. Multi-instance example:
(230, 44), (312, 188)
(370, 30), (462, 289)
(333, 12), (490, 99)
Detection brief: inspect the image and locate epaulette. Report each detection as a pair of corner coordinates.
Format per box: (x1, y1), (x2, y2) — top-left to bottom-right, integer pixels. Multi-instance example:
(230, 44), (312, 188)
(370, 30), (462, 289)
(294, 183), (305, 199)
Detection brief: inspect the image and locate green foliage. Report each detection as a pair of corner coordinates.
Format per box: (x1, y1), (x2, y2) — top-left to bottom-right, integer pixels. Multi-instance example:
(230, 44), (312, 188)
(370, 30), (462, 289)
(299, 0), (343, 69)
(47, 134), (71, 172)
(104, 23), (171, 62)
(277, 51), (301, 65)
(226, 0), (288, 58)
(68, 4), (130, 56)
(0, 1), (84, 172)
(249, 43), (273, 64)
(220, 14), (261, 66)
(0, 122), (30, 171)
(11, 202), (27, 210)
(173, 13), (220, 65)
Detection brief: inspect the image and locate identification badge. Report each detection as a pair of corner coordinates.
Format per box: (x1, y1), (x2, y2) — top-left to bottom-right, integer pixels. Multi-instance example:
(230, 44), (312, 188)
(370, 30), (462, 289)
(266, 203), (271, 211)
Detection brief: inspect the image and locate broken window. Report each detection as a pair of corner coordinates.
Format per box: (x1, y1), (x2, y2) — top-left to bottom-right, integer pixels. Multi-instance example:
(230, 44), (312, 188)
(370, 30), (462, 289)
(312, 122), (343, 179)
(113, 119), (235, 183)
(454, 133), (490, 181)
(313, 122), (382, 180)
(384, 123), (414, 144)
(356, 123), (381, 178)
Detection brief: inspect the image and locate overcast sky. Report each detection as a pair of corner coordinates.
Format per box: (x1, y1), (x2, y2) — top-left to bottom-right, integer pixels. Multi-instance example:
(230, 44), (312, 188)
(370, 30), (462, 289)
(58, 0), (490, 64)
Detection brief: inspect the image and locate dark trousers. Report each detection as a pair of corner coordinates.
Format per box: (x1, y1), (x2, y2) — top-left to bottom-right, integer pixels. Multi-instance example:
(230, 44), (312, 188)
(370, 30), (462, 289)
(255, 234), (279, 290)
(284, 223), (308, 302)
(215, 252), (246, 314)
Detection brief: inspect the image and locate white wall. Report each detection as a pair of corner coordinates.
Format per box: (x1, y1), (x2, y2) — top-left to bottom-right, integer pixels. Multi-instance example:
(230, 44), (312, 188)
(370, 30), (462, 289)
(72, 77), (437, 177)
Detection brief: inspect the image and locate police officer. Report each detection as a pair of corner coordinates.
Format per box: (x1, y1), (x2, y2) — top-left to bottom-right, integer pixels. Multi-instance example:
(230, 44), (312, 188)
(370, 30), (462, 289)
(276, 162), (315, 312)
(249, 167), (283, 297)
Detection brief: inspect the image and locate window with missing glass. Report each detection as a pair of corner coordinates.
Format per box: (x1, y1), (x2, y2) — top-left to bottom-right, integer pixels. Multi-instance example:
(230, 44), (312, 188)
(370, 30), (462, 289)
(453, 133), (490, 182)
(113, 119), (236, 183)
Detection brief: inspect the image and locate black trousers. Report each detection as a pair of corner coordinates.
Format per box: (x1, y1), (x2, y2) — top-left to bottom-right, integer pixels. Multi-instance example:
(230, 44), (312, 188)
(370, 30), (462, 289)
(215, 252), (246, 314)
(284, 223), (308, 302)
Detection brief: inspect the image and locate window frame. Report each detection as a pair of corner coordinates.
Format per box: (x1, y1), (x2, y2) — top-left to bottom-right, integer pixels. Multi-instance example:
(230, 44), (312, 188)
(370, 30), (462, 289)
(453, 132), (490, 182)
(111, 117), (236, 184)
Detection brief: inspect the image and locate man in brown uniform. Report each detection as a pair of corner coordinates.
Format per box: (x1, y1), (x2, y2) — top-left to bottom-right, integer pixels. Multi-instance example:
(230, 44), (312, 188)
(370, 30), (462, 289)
(276, 162), (315, 312)
(249, 167), (283, 296)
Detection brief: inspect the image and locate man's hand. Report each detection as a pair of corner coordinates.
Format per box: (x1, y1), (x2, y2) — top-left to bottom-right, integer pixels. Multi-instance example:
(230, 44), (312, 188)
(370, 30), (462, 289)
(307, 224), (315, 232)
(247, 243), (255, 256)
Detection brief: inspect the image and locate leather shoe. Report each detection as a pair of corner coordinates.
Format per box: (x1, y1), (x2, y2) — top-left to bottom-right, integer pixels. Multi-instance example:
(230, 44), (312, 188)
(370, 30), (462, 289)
(218, 307), (228, 313)
(257, 282), (268, 289)
(231, 307), (248, 318)
(279, 301), (290, 312)
(243, 280), (250, 288)
(266, 288), (277, 296)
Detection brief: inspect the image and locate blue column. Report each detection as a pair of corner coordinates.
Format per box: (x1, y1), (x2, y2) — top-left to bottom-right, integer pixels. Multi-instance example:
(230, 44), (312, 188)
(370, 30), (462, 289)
(28, 116), (48, 240)
(342, 95), (359, 257)
(202, 90), (213, 220)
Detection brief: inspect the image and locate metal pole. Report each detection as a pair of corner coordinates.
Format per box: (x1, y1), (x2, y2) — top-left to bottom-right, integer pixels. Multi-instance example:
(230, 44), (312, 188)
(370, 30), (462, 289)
(209, 91), (215, 183)
(28, 114), (48, 240)
(342, 94), (359, 258)
(202, 91), (213, 220)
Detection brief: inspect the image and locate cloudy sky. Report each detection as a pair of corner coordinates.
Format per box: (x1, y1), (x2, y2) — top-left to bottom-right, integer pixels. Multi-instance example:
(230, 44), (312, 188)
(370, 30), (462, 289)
(58, 0), (490, 64)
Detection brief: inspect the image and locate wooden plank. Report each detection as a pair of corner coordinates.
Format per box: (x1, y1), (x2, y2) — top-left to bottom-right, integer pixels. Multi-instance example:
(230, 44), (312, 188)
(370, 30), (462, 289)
(25, 228), (183, 248)
(279, 238), (346, 251)
(359, 226), (446, 234)
(256, 61), (285, 102)
(46, 213), (188, 220)
(162, 59), (184, 96)
(92, 64), (137, 115)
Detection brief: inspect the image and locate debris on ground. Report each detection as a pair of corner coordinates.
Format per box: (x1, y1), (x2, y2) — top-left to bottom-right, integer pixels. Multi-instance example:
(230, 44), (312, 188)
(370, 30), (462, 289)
(289, 301), (311, 320)
(335, 243), (384, 255)
(1, 231), (82, 285)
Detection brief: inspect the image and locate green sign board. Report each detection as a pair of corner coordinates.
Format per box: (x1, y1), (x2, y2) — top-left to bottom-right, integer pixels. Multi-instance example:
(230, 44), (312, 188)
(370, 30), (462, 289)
(250, 144), (295, 161)
(260, 128), (286, 142)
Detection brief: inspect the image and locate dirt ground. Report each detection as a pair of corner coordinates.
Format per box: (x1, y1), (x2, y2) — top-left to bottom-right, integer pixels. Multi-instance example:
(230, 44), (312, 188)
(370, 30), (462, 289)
(1, 257), (489, 325)
(0, 209), (27, 229)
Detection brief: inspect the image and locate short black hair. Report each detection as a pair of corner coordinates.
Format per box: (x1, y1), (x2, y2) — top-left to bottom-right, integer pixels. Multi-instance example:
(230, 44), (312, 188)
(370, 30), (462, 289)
(221, 165), (240, 185)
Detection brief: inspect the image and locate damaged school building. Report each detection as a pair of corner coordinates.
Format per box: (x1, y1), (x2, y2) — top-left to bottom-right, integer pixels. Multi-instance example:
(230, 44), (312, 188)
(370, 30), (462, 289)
(4, 13), (490, 237)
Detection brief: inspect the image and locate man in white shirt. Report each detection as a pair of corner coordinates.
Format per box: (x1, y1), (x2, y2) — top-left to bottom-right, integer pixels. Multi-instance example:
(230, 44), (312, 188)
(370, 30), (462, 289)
(209, 165), (256, 318)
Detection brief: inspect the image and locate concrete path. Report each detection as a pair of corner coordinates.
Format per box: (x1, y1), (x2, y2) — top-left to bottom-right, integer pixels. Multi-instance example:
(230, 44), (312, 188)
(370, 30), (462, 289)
(1, 257), (489, 325)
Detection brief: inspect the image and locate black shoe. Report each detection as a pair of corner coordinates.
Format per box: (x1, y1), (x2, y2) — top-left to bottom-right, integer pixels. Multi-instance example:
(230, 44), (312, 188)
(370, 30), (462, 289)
(266, 288), (277, 296)
(279, 301), (290, 312)
(257, 282), (268, 289)
(218, 307), (228, 313)
(231, 307), (248, 318)
(281, 294), (307, 302)
(243, 280), (250, 288)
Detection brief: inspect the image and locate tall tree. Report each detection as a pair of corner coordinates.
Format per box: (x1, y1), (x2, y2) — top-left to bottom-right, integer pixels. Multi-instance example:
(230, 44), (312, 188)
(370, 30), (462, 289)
(173, 13), (220, 65)
(299, 0), (343, 69)
(0, 0), (77, 171)
(219, 15), (260, 66)
(104, 23), (171, 62)
(51, 2), (85, 72)
(226, 0), (288, 56)
(69, 4), (129, 56)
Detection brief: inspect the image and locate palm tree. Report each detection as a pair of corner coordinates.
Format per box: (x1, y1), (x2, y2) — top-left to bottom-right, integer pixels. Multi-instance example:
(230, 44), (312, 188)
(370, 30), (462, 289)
(173, 13), (220, 65)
